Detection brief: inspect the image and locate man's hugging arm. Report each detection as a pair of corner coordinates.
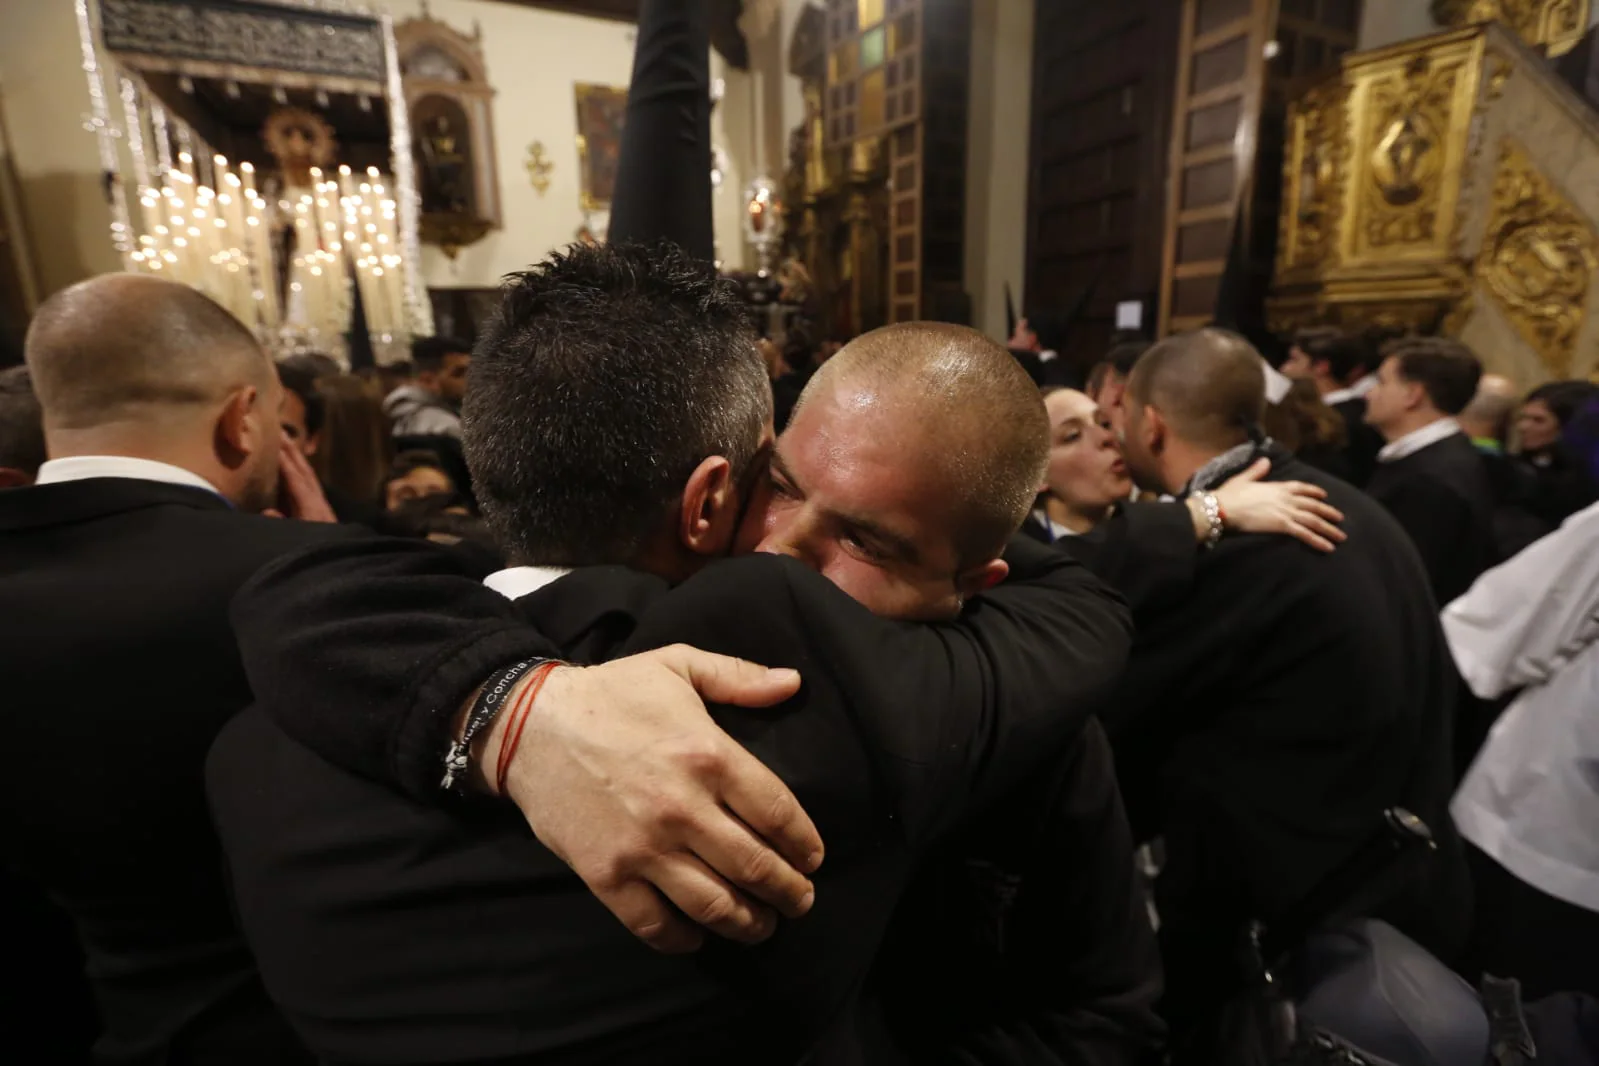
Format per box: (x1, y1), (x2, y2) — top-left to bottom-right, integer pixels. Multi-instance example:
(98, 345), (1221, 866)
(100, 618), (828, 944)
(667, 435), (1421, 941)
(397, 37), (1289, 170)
(621, 537), (1133, 847)
(232, 536), (549, 800)
(229, 536), (823, 953)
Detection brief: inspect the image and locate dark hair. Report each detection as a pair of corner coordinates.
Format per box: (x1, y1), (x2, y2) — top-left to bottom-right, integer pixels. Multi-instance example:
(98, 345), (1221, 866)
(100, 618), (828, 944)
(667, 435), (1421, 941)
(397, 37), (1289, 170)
(281, 351), (341, 380)
(0, 366), (45, 477)
(1387, 337), (1482, 416)
(387, 448), (452, 486)
(411, 336), (472, 374)
(1293, 327), (1374, 384)
(464, 241), (770, 567)
(1087, 340), (1149, 396)
(276, 359), (326, 438)
(1525, 380), (1599, 428)
(311, 374), (392, 505)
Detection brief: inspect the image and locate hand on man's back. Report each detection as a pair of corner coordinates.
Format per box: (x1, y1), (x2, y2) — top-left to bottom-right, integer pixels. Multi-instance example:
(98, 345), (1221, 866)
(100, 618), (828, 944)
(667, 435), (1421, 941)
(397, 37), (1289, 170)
(497, 646), (822, 953)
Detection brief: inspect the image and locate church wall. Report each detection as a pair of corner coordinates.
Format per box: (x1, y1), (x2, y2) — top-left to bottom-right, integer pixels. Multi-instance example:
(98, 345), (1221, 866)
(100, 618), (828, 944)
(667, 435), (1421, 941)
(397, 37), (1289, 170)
(1356, 0), (1437, 51)
(0, 0), (122, 300)
(964, 0), (1033, 340)
(376, 0), (755, 287)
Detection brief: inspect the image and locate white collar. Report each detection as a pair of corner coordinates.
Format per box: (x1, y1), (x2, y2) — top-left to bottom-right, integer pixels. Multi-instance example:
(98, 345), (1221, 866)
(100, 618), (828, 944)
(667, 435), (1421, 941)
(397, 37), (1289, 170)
(1323, 373), (1379, 407)
(1031, 506), (1080, 540)
(35, 456), (222, 496)
(483, 565), (574, 601)
(1378, 418), (1462, 464)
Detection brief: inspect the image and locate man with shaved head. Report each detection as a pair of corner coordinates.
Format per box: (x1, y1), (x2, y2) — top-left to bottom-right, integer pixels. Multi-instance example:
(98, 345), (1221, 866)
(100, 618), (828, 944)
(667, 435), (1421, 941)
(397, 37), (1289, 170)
(1107, 328), (1470, 1051)
(207, 245), (1160, 1064)
(0, 271), (852, 1064)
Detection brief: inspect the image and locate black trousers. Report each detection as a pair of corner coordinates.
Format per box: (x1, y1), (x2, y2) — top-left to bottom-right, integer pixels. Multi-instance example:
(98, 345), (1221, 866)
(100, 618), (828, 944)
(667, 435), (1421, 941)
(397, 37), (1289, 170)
(1466, 843), (1599, 1001)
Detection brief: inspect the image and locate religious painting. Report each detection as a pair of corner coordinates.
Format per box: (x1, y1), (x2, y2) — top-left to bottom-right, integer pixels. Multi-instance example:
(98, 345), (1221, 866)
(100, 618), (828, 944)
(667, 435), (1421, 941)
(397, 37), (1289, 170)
(574, 83), (627, 211)
(411, 94), (476, 216)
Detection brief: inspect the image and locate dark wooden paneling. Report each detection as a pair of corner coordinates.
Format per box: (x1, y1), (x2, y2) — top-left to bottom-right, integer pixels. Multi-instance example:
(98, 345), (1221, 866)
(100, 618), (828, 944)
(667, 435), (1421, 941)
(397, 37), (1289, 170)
(1025, 0), (1182, 365)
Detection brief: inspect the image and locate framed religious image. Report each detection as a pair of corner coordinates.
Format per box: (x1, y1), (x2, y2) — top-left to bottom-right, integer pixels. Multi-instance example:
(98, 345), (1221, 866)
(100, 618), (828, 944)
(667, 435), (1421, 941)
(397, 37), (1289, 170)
(574, 83), (627, 212)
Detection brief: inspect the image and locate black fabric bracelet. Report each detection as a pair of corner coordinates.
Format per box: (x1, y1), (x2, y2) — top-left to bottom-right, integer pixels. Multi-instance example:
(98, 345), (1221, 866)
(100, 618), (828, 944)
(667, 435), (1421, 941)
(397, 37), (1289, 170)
(440, 657), (557, 792)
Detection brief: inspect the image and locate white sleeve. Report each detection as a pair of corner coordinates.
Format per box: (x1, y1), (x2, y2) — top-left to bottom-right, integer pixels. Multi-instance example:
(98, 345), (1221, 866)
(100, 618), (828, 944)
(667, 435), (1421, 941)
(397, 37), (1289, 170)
(1442, 500), (1599, 699)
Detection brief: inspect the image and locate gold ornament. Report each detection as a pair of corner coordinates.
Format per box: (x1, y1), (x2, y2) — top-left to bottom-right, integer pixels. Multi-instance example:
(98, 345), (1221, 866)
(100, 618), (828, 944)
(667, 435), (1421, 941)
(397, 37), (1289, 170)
(261, 106), (338, 189)
(1478, 139), (1598, 377)
(525, 141), (553, 197)
(1360, 55), (1462, 249)
(1432, 0), (1591, 56)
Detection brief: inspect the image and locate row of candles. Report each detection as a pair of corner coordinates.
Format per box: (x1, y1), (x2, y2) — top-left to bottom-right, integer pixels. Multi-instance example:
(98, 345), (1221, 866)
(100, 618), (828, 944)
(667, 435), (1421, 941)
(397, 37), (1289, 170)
(126, 152), (412, 349)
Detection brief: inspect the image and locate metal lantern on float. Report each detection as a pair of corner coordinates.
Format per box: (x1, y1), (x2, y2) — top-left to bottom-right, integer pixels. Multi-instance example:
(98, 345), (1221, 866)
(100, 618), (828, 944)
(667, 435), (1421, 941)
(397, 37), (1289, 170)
(743, 175), (782, 275)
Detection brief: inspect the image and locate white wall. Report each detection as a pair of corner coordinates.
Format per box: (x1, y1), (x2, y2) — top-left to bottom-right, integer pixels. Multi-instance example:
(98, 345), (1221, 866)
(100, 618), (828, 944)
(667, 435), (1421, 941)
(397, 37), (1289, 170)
(377, 0), (754, 288)
(965, 0), (1032, 339)
(0, 0), (120, 299)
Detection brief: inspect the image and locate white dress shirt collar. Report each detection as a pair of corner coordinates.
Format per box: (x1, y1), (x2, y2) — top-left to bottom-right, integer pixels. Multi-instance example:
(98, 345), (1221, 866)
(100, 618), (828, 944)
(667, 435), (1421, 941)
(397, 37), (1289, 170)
(1031, 507), (1079, 541)
(483, 565), (574, 601)
(35, 455), (221, 496)
(1323, 373), (1378, 407)
(1378, 418), (1461, 464)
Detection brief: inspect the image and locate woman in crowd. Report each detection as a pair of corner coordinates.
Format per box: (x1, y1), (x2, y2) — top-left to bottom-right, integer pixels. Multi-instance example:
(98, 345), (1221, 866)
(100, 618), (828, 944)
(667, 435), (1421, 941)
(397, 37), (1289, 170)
(1516, 380), (1599, 526)
(383, 449), (459, 514)
(1028, 387), (1133, 541)
(311, 373), (392, 525)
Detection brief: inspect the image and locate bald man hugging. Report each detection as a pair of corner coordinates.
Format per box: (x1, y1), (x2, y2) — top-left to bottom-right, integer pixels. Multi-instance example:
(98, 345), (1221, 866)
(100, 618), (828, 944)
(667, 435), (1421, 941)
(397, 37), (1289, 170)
(209, 242), (1159, 1066)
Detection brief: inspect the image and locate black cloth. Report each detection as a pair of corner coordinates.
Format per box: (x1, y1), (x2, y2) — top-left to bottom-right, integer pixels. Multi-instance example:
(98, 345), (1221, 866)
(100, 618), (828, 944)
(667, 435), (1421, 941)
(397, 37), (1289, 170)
(608, 0), (713, 262)
(0, 479), (352, 1065)
(1365, 431), (1497, 608)
(212, 537), (1135, 1065)
(1519, 447), (1599, 531)
(869, 719), (1165, 1066)
(1087, 451), (1471, 1040)
(1331, 397), (1383, 488)
(1479, 449), (1552, 563)
(1466, 844), (1599, 1002)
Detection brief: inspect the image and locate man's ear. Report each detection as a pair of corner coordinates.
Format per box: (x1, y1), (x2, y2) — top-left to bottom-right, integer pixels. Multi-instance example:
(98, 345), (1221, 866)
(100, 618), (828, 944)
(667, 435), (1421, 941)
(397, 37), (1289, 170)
(215, 386), (266, 471)
(1143, 404), (1167, 455)
(678, 454), (739, 557)
(1402, 379), (1426, 412)
(955, 557), (1009, 601)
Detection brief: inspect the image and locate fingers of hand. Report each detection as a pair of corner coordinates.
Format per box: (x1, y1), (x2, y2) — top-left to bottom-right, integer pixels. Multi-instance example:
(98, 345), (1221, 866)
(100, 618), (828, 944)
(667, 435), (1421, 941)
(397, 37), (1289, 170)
(1287, 520), (1337, 553)
(662, 645), (802, 707)
(1285, 480), (1328, 500)
(717, 750), (824, 878)
(682, 792), (817, 915)
(642, 851), (778, 945)
(593, 880), (705, 954)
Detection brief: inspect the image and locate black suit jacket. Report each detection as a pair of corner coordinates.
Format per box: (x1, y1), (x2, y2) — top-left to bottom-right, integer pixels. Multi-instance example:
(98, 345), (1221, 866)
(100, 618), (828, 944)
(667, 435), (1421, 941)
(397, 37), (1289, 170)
(1365, 431), (1497, 607)
(0, 479), (354, 1065)
(1092, 452), (1471, 1032)
(210, 540), (1134, 1065)
(1331, 397), (1384, 488)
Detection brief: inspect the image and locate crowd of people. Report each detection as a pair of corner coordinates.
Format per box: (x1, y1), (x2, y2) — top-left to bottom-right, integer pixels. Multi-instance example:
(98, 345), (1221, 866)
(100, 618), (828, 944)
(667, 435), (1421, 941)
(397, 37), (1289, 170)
(7, 1), (1599, 1063)
(4, 241), (1599, 1066)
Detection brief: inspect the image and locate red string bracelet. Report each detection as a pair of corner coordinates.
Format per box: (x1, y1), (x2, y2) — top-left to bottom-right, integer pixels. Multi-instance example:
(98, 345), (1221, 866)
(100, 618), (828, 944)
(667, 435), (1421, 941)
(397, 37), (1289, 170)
(494, 661), (562, 796)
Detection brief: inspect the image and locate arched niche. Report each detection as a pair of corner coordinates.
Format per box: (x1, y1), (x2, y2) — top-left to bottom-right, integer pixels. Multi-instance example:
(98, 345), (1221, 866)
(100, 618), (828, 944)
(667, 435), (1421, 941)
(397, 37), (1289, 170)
(396, 7), (502, 249)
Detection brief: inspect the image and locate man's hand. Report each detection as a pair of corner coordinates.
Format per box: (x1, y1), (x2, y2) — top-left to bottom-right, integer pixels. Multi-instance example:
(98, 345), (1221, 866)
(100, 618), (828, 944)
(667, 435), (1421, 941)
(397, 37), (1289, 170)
(1212, 458), (1346, 552)
(264, 434), (338, 523)
(482, 646), (821, 953)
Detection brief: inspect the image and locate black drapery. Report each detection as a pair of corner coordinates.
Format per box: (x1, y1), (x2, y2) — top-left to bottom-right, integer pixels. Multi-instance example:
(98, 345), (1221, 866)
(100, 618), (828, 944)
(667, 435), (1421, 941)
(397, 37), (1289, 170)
(609, 0), (715, 264)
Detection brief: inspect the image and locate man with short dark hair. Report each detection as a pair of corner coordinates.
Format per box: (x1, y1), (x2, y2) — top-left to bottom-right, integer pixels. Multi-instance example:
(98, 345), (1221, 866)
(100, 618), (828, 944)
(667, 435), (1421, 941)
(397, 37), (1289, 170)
(209, 242), (1152, 1065)
(1087, 340), (1148, 441)
(1283, 327), (1384, 484)
(0, 365), (45, 487)
(1364, 337), (1497, 605)
(1109, 328), (1470, 1051)
(0, 272), (839, 1066)
(275, 359), (325, 461)
(384, 335), (471, 438)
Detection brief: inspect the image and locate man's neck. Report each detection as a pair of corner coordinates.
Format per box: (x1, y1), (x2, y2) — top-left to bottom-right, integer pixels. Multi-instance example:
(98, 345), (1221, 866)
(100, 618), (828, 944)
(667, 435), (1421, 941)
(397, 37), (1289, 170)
(1379, 409), (1447, 444)
(46, 430), (229, 496)
(1162, 436), (1249, 495)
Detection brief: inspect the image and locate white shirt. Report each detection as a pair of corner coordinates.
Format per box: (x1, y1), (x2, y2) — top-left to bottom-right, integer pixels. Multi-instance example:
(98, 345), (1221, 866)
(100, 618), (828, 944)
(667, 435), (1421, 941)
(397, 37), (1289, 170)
(1323, 373), (1378, 407)
(483, 564), (573, 601)
(1377, 418), (1461, 464)
(1030, 507), (1080, 542)
(35, 455), (221, 495)
(1447, 499), (1599, 912)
